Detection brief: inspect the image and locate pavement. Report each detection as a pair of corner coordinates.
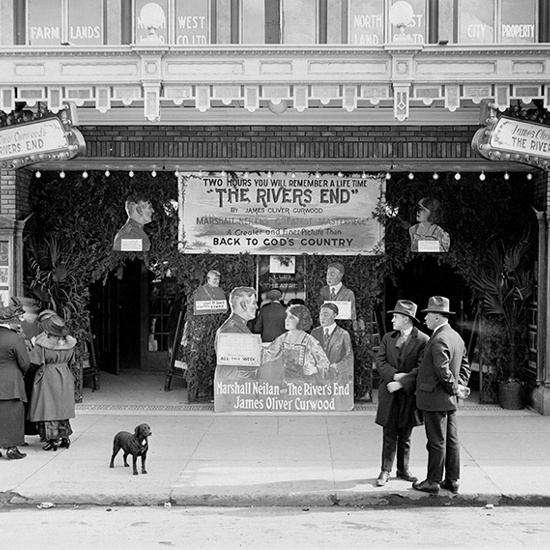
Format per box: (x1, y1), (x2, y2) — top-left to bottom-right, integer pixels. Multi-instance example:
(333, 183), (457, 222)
(1, 372), (550, 508)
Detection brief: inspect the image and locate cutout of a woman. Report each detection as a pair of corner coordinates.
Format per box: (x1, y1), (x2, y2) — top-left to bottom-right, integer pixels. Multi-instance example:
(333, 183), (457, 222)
(409, 197), (450, 253)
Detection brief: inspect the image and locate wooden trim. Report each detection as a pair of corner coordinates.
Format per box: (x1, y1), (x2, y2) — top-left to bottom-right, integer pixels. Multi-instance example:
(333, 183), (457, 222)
(121, 0), (132, 45)
(428, 0), (439, 44)
(265, 0), (280, 44)
(540, 0), (550, 42)
(13, 0), (26, 45)
(231, 0), (239, 44)
(319, 0), (327, 44)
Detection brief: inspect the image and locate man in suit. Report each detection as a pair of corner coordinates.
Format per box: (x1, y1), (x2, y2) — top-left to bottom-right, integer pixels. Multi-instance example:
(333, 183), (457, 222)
(374, 300), (429, 486)
(253, 288), (287, 342)
(412, 296), (471, 495)
(319, 262), (356, 320)
(311, 303), (353, 380)
(113, 194), (154, 252)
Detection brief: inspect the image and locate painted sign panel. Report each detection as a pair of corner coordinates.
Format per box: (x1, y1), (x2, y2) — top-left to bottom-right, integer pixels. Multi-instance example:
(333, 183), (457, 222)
(174, 0), (210, 45)
(135, 0), (169, 43)
(28, 0), (62, 46)
(68, 0), (103, 45)
(0, 117), (85, 168)
(472, 115), (550, 169)
(179, 172), (384, 255)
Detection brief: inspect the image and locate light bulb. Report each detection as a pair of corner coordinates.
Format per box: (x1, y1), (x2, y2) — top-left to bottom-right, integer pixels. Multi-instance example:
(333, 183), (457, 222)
(35, 171), (41, 178)
(408, 172), (414, 180)
(504, 171), (510, 180)
(526, 173), (533, 180)
(454, 172), (461, 181)
(385, 172), (391, 180)
(59, 171), (65, 179)
(315, 171), (321, 179)
(82, 170), (88, 178)
(129, 170), (134, 178)
(479, 171), (486, 181)
(105, 170), (110, 177)
(267, 171), (272, 178)
(361, 171), (367, 179)
(151, 170), (157, 177)
(337, 171), (343, 178)
(221, 170), (227, 177)
(198, 170), (203, 177)
(290, 172), (296, 178)
(175, 170), (180, 177)
(243, 171), (249, 179)
(432, 172), (439, 180)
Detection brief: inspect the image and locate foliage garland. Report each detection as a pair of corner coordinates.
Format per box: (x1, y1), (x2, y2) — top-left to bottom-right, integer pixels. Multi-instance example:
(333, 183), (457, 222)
(25, 169), (537, 403)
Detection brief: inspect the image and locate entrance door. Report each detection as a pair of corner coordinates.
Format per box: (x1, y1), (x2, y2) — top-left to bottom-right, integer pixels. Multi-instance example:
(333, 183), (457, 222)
(89, 260), (143, 373)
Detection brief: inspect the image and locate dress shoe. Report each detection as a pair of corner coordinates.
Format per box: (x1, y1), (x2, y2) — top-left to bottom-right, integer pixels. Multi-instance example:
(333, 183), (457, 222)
(440, 479), (459, 494)
(376, 471), (390, 486)
(412, 479), (440, 494)
(6, 447), (26, 460)
(42, 440), (59, 451)
(59, 438), (71, 449)
(396, 470), (418, 482)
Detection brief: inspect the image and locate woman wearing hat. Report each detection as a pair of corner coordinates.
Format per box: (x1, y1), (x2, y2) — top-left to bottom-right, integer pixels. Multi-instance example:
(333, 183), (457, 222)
(29, 315), (77, 451)
(0, 302), (31, 459)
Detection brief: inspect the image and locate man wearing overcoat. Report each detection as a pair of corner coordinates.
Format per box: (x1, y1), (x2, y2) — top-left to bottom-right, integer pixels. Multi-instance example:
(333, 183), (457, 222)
(412, 296), (471, 495)
(375, 300), (429, 486)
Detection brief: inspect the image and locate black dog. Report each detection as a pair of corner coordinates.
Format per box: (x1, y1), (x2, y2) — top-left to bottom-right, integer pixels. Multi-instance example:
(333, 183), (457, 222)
(109, 424), (151, 475)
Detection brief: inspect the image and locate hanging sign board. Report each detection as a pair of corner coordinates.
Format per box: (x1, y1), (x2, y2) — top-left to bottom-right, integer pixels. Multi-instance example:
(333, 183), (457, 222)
(0, 115), (86, 169)
(472, 115), (550, 169)
(179, 172), (384, 255)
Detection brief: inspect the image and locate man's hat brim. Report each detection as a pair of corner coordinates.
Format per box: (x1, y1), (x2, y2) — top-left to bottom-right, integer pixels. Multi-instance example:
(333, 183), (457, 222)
(387, 309), (419, 322)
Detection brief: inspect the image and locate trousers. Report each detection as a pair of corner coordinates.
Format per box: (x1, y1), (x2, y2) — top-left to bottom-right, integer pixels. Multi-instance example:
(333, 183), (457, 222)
(423, 409), (460, 482)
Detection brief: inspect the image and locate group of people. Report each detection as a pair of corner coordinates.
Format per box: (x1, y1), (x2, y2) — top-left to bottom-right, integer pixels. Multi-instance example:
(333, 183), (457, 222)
(0, 302), (77, 460)
(375, 296), (470, 494)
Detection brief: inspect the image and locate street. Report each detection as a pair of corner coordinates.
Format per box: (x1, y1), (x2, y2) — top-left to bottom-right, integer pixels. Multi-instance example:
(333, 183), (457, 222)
(1, 505), (549, 549)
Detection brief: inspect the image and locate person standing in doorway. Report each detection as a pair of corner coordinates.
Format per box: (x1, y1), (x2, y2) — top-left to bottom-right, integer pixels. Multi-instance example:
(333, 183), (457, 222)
(412, 296), (470, 495)
(253, 288), (287, 343)
(375, 300), (429, 486)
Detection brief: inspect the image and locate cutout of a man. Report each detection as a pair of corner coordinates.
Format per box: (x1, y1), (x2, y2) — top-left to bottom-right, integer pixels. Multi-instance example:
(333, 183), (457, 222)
(311, 303), (354, 381)
(319, 262), (356, 320)
(214, 286), (259, 381)
(113, 194), (154, 252)
(193, 270), (228, 315)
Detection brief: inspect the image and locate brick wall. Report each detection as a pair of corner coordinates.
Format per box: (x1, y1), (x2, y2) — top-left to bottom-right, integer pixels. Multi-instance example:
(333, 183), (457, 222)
(0, 167), (32, 219)
(81, 124), (481, 161)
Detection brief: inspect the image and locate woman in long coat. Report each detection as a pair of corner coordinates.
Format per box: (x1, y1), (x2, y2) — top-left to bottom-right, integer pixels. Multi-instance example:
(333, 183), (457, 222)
(29, 315), (77, 451)
(0, 303), (31, 460)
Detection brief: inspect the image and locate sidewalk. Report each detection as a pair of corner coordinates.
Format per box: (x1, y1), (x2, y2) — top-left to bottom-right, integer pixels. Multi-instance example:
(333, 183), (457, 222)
(1, 373), (549, 508)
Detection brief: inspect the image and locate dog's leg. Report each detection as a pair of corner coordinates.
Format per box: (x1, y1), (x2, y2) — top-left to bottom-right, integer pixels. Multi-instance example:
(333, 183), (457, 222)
(132, 454), (139, 475)
(110, 445), (120, 468)
(141, 452), (148, 474)
(123, 451), (130, 468)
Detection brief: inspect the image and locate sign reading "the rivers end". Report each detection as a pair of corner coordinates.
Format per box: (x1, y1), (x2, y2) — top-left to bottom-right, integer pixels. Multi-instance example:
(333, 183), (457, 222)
(179, 172), (384, 255)
(0, 116), (86, 169)
(472, 115), (550, 169)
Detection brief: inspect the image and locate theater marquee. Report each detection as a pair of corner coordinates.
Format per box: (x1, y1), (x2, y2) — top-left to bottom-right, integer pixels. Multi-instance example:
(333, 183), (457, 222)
(472, 115), (550, 170)
(0, 113), (86, 169)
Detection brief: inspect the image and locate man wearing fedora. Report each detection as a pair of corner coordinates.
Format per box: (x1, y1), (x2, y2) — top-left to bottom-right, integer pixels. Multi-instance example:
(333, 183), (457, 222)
(375, 300), (429, 486)
(412, 296), (470, 495)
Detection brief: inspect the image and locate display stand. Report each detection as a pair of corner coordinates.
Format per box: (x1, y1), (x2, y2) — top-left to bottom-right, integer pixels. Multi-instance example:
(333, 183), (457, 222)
(82, 322), (100, 391)
(164, 308), (186, 391)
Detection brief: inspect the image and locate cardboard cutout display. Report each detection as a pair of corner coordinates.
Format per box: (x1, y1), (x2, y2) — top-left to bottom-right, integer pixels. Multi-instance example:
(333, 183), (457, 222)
(192, 270), (228, 315)
(409, 197), (450, 253)
(113, 194), (153, 252)
(319, 262), (356, 320)
(215, 298), (354, 412)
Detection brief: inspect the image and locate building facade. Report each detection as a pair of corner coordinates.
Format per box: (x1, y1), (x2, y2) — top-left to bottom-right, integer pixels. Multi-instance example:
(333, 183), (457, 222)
(2, 0), (550, 412)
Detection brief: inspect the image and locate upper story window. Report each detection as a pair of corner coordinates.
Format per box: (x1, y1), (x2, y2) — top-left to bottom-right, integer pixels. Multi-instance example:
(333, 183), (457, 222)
(446, 0), (537, 44)
(12, 0), (543, 46)
(27, 0), (104, 46)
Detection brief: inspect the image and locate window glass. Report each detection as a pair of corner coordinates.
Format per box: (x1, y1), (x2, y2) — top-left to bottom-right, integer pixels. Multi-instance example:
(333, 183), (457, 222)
(282, 0), (317, 44)
(135, 0), (169, 43)
(242, 0), (265, 44)
(68, 0), (103, 45)
(174, 0), (209, 45)
(438, 0), (454, 43)
(458, 0), (494, 44)
(389, 0), (426, 44)
(28, 0), (62, 45)
(327, 0), (344, 44)
(216, 0), (231, 43)
(500, 0), (536, 43)
(349, 0), (385, 45)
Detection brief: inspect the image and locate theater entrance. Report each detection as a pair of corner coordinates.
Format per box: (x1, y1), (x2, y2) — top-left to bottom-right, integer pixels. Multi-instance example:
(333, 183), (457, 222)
(89, 260), (181, 375)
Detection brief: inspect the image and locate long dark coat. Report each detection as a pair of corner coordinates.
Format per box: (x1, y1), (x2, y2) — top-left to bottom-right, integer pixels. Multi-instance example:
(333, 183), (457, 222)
(375, 327), (429, 429)
(416, 324), (471, 412)
(0, 326), (30, 402)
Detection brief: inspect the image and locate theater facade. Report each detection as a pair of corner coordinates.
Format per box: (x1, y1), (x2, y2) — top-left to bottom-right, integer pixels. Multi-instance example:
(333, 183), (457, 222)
(2, 0), (550, 413)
